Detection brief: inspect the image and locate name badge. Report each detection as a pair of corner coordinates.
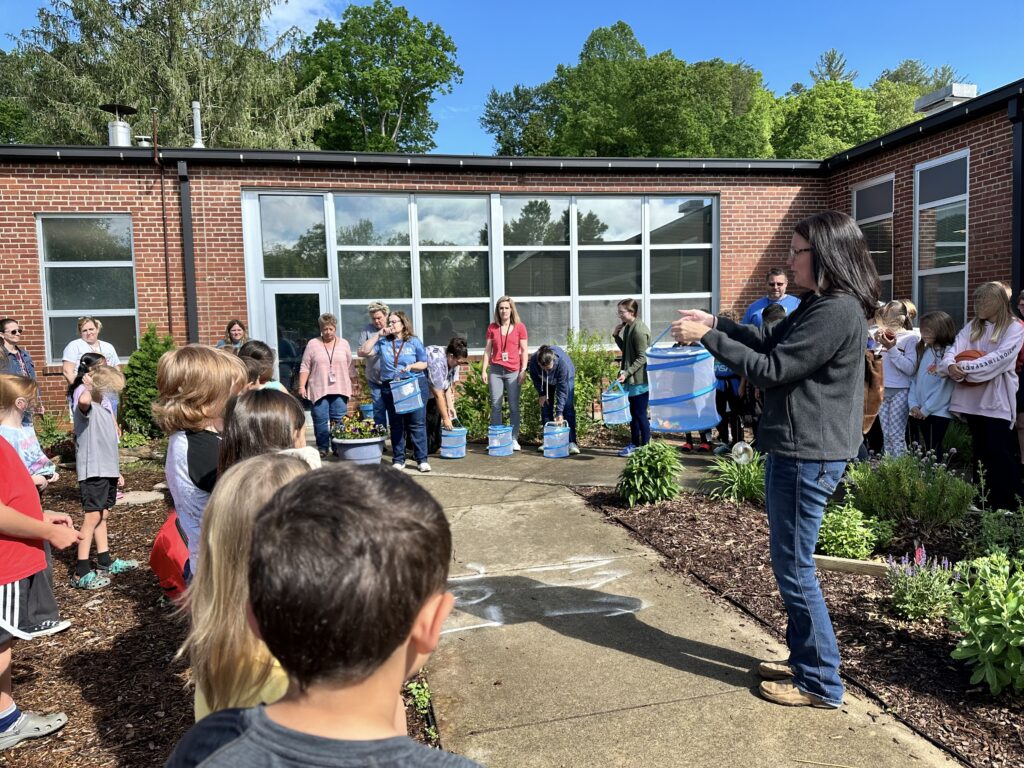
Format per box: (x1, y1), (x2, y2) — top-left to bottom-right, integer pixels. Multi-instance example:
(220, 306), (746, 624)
(328, 372), (337, 384)
(501, 352), (509, 362)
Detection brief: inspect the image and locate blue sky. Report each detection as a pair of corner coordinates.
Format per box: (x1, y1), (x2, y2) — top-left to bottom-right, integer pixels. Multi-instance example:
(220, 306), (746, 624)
(3, 0), (1023, 154)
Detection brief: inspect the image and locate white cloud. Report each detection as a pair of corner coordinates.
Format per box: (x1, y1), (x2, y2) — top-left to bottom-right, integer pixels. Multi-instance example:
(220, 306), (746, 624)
(266, 0), (340, 37)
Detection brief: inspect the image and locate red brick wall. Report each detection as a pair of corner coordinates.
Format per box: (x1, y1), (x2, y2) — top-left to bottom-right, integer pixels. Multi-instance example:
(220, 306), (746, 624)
(826, 110), (1014, 304)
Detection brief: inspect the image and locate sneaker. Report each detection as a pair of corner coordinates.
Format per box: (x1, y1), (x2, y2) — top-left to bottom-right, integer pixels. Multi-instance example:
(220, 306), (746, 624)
(24, 619), (71, 638)
(617, 444), (637, 457)
(418, 461), (432, 473)
(568, 442), (580, 455)
(713, 444), (731, 456)
(680, 442), (693, 452)
(512, 439), (521, 451)
(115, 490), (126, 501)
(96, 558), (139, 575)
(537, 444), (545, 452)
(756, 660), (794, 680)
(392, 462), (406, 471)
(697, 442), (713, 453)
(0, 711), (68, 750)
(758, 680), (838, 709)
(70, 571), (110, 590)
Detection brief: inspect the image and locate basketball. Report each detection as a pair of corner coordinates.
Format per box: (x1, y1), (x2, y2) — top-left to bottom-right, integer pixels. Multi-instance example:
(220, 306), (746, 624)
(953, 349), (985, 387)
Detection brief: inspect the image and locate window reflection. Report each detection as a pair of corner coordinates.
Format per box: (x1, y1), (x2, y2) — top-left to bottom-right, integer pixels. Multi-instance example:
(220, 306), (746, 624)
(502, 198), (570, 246)
(576, 198), (641, 245)
(649, 198), (713, 245)
(260, 195), (327, 278)
(578, 250), (641, 295)
(335, 195), (410, 246)
(42, 217), (132, 262)
(417, 196), (490, 246)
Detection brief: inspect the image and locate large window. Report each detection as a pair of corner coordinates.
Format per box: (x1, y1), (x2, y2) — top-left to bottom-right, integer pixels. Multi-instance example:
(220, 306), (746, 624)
(38, 214), (138, 363)
(852, 175), (894, 302)
(915, 152), (968, 326)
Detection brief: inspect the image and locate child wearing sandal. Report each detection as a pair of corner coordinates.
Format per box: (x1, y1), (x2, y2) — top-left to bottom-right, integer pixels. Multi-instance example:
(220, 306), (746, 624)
(68, 354), (137, 589)
(0, 374), (59, 492)
(0, 434), (80, 751)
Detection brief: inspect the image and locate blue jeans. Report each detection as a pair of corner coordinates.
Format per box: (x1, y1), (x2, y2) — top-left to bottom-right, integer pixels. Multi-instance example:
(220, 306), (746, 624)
(381, 385), (427, 464)
(489, 366), (522, 441)
(765, 454), (847, 707)
(540, 386), (577, 444)
(369, 381), (388, 428)
(628, 391), (650, 447)
(311, 394), (348, 452)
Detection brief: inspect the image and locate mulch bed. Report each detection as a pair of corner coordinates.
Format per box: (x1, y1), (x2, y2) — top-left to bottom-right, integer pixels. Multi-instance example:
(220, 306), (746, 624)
(577, 487), (1024, 768)
(2, 460), (437, 767)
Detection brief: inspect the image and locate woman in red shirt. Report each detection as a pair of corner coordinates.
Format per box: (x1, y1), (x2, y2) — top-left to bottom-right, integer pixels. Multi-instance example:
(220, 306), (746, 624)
(482, 296), (528, 450)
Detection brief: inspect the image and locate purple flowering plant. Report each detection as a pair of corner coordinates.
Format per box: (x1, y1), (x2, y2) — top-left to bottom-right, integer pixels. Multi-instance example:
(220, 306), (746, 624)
(331, 413), (387, 441)
(886, 545), (958, 621)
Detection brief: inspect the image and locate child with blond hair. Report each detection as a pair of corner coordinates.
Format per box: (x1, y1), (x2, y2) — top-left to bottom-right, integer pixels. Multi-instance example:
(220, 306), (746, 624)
(0, 374), (58, 491)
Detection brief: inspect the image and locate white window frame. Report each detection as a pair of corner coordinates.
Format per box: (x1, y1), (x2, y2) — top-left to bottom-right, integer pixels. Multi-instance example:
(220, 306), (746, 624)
(913, 149), (970, 324)
(36, 212), (139, 365)
(851, 173), (895, 301)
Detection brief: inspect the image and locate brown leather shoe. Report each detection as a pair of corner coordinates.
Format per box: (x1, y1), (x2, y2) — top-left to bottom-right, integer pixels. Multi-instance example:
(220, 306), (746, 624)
(759, 680), (838, 709)
(756, 660), (794, 680)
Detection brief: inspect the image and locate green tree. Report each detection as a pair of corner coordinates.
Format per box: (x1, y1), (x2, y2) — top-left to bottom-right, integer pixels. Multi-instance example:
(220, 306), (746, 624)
(480, 84), (554, 156)
(870, 59), (965, 135)
(0, 51), (35, 143)
(810, 48), (858, 83)
(298, 0), (462, 152)
(7, 0), (331, 148)
(121, 324), (176, 437)
(773, 80), (880, 159)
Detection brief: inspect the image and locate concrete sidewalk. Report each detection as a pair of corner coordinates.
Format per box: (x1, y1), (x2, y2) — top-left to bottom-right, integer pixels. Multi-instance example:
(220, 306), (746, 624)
(415, 448), (955, 768)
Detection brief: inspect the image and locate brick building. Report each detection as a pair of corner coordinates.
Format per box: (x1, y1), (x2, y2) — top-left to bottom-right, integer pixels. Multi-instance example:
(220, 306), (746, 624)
(2, 76), (1022, 411)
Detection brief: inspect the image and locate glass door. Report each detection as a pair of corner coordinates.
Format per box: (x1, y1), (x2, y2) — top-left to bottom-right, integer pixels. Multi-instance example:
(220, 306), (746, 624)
(261, 284), (330, 401)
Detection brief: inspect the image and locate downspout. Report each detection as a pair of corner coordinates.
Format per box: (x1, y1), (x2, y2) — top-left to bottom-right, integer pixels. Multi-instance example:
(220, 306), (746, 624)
(1010, 96), (1024, 297)
(177, 160), (200, 343)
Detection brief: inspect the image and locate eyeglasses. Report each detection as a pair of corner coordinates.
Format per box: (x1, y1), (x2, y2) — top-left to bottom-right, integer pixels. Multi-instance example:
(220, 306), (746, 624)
(789, 248), (812, 259)
(5, 329), (22, 335)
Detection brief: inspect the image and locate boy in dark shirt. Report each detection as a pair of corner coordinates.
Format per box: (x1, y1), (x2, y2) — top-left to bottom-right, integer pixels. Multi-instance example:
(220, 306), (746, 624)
(166, 463), (479, 768)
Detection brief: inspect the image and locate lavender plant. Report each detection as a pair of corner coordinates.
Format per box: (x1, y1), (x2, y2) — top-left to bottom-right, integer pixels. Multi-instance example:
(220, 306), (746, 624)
(886, 546), (958, 621)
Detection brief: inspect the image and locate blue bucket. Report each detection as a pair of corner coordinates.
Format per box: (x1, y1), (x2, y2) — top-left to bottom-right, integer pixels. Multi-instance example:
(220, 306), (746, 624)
(543, 421), (570, 458)
(646, 343), (719, 433)
(602, 382), (630, 425)
(488, 425), (513, 457)
(440, 426), (467, 459)
(359, 403), (374, 420)
(390, 373), (424, 415)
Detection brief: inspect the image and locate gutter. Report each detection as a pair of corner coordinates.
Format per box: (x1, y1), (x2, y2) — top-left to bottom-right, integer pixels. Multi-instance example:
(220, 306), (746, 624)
(177, 161), (200, 343)
(1011, 96), (1024, 297)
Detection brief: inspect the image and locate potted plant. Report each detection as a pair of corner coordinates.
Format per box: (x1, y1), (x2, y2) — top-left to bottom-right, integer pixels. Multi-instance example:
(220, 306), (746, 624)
(331, 414), (388, 465)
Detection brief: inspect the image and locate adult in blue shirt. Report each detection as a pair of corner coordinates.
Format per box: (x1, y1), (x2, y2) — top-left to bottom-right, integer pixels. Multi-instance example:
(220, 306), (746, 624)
(742, 268), (802, 328)
(527, 344), (580, 454)
(2, 318), (39, 426)
(357, 311), (431, 473)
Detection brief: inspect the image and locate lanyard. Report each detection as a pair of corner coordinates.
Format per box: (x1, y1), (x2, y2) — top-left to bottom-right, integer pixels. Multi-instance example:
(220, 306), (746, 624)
(391, 338), (408, 369)
(497, 323), (513, 358)
(322, 338), (337, 371)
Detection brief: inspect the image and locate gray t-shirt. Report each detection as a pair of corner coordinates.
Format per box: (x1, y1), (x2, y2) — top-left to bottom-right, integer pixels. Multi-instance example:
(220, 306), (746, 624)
(165, 705), (481, 768)
(357, 323), (383, 384)
(72, 386), (120, 481)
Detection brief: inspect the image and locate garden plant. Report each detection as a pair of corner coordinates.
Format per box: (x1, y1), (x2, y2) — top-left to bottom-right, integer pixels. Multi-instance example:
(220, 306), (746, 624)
(886, 546), (957, 622)
(120, 323), (176, 437)
(818, 499), (887, 560)
(616, 439), (682, 506)
(700, 450), (766, 504)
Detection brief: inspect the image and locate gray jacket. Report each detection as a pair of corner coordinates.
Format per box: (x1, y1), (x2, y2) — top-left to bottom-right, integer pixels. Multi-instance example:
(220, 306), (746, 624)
(702, 293), (866, 460)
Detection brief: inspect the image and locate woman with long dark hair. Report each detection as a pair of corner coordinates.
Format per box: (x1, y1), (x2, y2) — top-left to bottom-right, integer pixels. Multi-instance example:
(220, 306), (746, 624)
(672, 211), (879, 709)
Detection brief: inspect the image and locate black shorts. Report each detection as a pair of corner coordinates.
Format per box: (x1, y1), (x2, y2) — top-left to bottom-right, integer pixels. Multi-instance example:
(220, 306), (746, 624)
(0, 557), (61, 645)
(80, 477), (118, 512)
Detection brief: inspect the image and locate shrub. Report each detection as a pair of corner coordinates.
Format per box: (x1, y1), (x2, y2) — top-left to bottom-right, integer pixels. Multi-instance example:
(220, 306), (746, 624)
(950, 551), (1024, 695)
(35, 411), (71, 451)
(118, 432), (150, 450)
(120, 324), (176, 437)
(846, 446), (975, 537)
(971, 505), (1024, 557)
(616, 440), (682, 506)
(700, 451), (766, 504)
(886, 546), (957, 621)
(818, 500), (875, 560)
(942, 419), (974, 472)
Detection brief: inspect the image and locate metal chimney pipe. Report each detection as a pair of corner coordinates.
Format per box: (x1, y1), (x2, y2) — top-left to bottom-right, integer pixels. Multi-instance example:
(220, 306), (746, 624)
(191, 101), (205, 148)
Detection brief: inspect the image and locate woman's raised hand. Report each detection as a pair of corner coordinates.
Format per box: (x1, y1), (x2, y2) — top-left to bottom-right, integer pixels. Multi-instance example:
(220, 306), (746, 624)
(677, 309), (715, 328)
(671, 309), (714, 345)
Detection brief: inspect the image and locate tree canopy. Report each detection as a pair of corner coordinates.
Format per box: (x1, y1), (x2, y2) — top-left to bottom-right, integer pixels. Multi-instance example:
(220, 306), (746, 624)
(297, 0), (462, 152)
(4, 0), (333, 148)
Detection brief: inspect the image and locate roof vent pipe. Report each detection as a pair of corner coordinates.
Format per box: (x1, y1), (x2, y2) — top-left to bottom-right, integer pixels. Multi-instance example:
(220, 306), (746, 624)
(99, 103), (137, 147)
(191, 101), (205, 149)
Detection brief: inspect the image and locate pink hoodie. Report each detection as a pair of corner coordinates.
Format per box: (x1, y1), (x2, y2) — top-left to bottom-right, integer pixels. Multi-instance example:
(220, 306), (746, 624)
(940, 320), (1024, 424)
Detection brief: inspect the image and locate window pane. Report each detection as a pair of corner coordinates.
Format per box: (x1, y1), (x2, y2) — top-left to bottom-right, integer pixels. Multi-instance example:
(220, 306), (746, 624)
(422, 303), (490, 348)
(880, 278), (893, 303)
(338, 252), (412, 299)
(272, 293), (322, 398)
(420, 251), (489, 298)
(49, 315), (137, 361)
(650, 249), (711, 294)
(854, 181), (893, 220)
(417, 196), (489, 246)
(46, 267), (135, 310)
(918, 157), (967, 205)
(918, 272), (965, 327)
(860, 219), (893, 278)
(577, 198), (641, 245)
(649, 198), (713, 245)
(516, 302), (570, 347)
(42, 217), (131, 262)
(918, 201), (966, 270)
(650, 297), (712, 342)
(502, 198), (570, 246)
(260, 195), (327, 278)
(579, 299), (620, 339)
(578, 249), (641, 295)
(334, 194), (410, 246)
(504, 250), (569, 296)
(339, 303), (411, 351)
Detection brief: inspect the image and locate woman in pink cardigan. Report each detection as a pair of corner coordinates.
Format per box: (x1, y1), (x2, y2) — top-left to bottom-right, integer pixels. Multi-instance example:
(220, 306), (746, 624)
(298, 313), (357, 457)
